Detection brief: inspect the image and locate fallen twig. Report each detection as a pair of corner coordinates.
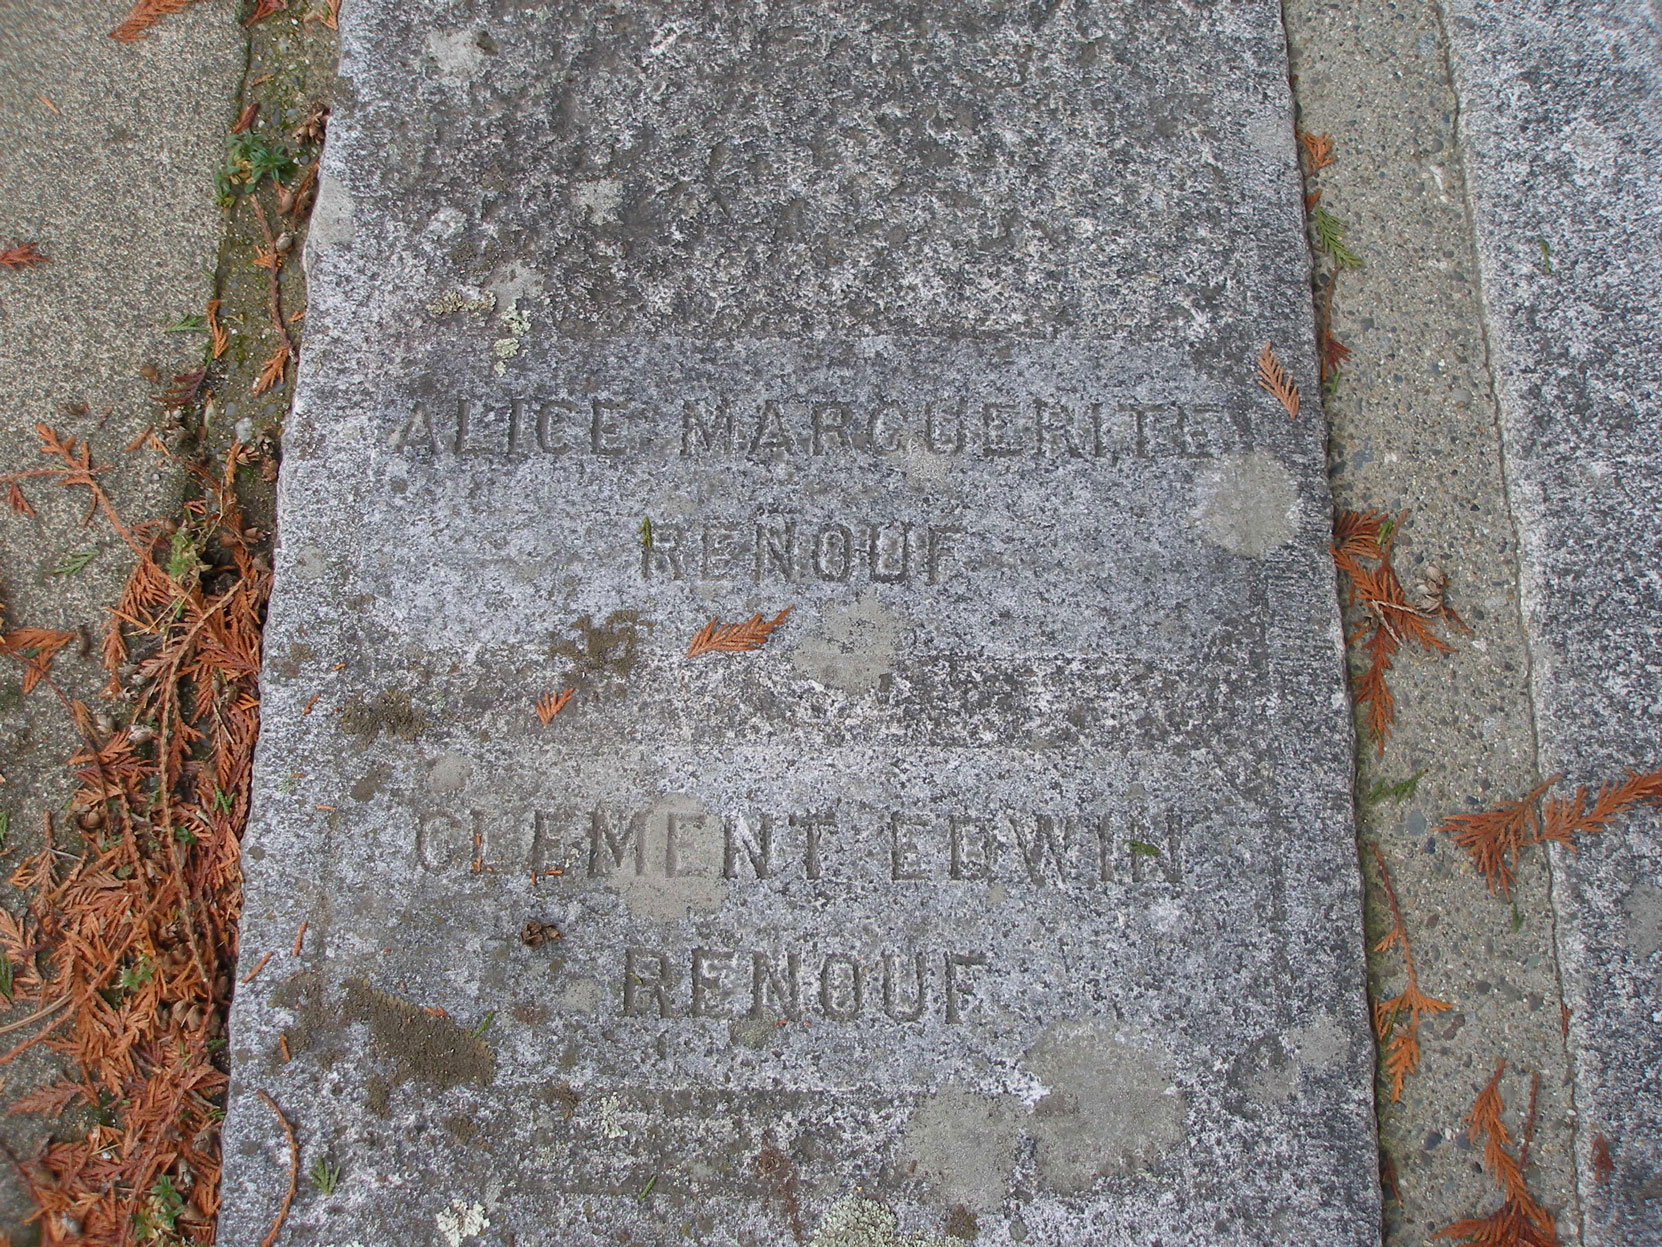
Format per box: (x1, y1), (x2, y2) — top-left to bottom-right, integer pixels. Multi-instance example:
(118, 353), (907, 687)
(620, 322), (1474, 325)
(257, 1089), (299, 1247)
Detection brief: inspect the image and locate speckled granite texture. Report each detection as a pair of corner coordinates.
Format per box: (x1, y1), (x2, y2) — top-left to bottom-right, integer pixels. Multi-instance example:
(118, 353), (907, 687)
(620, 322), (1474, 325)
(218, 3), (1379, 1243)
(1442, 4), (1662, 1242)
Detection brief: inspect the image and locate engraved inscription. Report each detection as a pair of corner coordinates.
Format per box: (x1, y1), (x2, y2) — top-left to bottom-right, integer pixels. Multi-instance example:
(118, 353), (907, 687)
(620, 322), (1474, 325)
(620, 946), (989, 1023)
(418, 803), (1184, 887)
(388, 391), (1248, 465)
(643, 518), (965, 586)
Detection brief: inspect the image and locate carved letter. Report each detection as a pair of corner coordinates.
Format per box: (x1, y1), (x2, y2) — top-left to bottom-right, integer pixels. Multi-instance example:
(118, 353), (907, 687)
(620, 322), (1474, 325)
(866, 402), (903, 453)
(665, 812), (710, 877)
(390, 402), (437, 456)
(590, 399), (628, 455)
(981, 401), (1025, 457)
(623, 948), (675, 1017)
(641, 523), (686, 580)
(536, 398), (581, 454)
(415, 810), (470, 871)
(813, 525), (853, 582)
(1034, 398), (1091, 458)
(882, 952), (926, 1022)
(811, 401), (854, 454)
(927, 526), (965, 586)
(682, 399), (734, 455)
(691, 948), (735, 1018)
(949, 815), (994, 881)
(1131, 811), (1183, 884)
(1094, 813), (1119, 883)
(749, 400), (796, 455)
(453, 397), (474, 455)
(1012, 813), (1070, 885)
(589, 808), (647, 876)
(749, 950), (802, 1021)
(924, 400), (966, 453)
(529, 808), (561, 875)
(944, 952), (988, 1024)
(753, 519), (796, 582)
(819, 953), (864, 1020)
(792, 810), (836, 880)
(723, 814), (775, 880)
(701, 522), (745, 580)
(868, 523), (911, 585)
(890, 813), (930, 881)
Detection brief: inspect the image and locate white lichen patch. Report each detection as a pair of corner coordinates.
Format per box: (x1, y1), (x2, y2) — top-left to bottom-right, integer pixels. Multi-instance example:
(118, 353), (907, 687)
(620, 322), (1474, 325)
(426, 29), (486, 84)
(598, 1092), (627, 1139)
(435, 1199), (488, 1247)
(426, 288), (496, 317)
(571, 178), (623, 224)
(792, 592), (906, 697)
(492, 299), (531, 375)
(809, 1196), (953, 1247)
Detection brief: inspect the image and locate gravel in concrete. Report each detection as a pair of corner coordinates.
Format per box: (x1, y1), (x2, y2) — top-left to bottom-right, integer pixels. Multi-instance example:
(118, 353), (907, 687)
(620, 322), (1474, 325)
(0, 3), (243, 1237)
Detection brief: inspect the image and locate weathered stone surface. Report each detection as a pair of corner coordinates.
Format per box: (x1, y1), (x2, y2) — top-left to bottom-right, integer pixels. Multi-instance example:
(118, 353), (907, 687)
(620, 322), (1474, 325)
(221, 3), (1378, 1243)
(1443, 6), (1662, 1242)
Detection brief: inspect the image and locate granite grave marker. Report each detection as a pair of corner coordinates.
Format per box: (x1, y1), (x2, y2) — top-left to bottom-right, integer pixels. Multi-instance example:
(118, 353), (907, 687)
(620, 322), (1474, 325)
(1443, 6), (1662, 1240)
(222, 4), (1380, 1242)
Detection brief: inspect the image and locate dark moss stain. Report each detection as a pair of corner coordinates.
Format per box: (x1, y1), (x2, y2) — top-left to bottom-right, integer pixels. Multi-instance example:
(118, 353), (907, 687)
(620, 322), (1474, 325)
(365, 1072), (390, 1117)
(272, 641), (318, 681)
(539, 1081), (580, 1119)
(945, 1205), (979, 1240)
(350, 763), (389, 802)
(550, 610), (648, 688)
(444, 1114), (480, 1144)
(341, 976), (495, 1091)
(267, 969), (339, 1069)
(338, 689), (428, 742)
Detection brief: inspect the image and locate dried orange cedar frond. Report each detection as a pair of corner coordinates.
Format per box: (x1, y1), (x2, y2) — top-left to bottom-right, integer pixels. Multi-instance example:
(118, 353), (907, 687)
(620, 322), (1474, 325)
(688, 606), (794, 657)
(110, 0), (207, 41)
(206, 297), (229, 360)
(1436, 1204), (1557, 1247)
(6, 1080), (87, 1117)
(1591, 1134), (1614, 1185)
(32, 422), (144, 552)
(1352, 628), (1399, 751)
(1435, 1062), (1556, 1246)
(4, 440), (269, 1236)
(1332, 510), (1462, 755)
(303, 0), (340, 27)
(0, 243), (48, 269)
(1441, 766), (1662, 897)
(1256, 342), (1299, 419)
(536, 688), (573, 726)
(1370, 845), (1452, 1102)
(253, 344), (290, 394)
(0, 627), (77, 694)
(1298, 130), (1338, 172)
(1440, 777), (1556, 899)
(152, 367), (207, 409)
(1319, 323), (1352, 380)
(7, 483), (35, 517)
(245, 0), (288, 25)
(1541, 767), (1662, 843)
(1466, 1059), (1522, 1189)
(1333, 509), (1390, 565)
